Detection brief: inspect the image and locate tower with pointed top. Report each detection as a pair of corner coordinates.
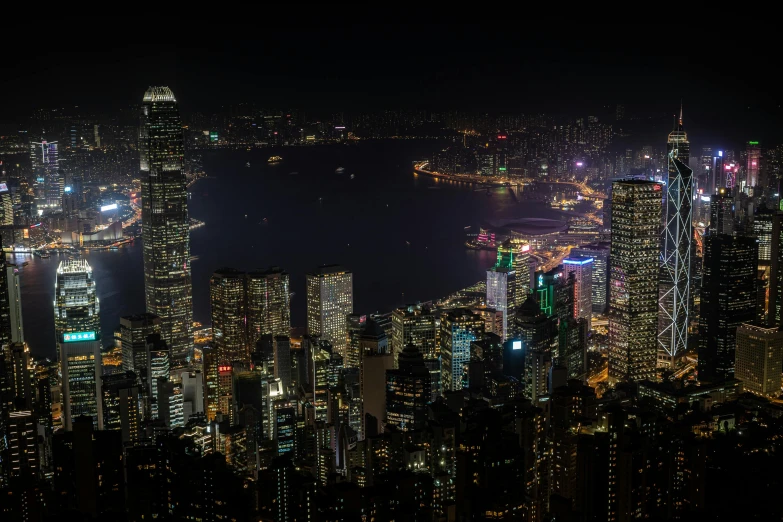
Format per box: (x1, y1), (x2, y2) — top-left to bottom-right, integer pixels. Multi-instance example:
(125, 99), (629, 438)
(658, 105), (693, 367)
(140, 87), (193, 362)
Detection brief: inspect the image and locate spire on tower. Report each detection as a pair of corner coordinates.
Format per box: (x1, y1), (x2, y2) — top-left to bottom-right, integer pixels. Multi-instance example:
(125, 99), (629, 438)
(678, 100), (683, 128)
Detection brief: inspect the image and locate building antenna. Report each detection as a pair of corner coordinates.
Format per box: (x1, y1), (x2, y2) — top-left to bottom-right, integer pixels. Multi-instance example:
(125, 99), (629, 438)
(678, 100), (683, 128)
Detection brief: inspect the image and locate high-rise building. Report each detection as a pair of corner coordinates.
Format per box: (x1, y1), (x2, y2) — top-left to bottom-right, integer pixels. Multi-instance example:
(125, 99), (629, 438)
(571, 242), (610, 314)
(140, 86), (193, 362)
(385, 343), (431, 432)
(306, 265), (353, 359)
(658, 110), (692, 365)
(698, 235), (758, 383)
(709, 188), (734, 236)
(54, 259), (100, 354)
(0, 183), (13, 225)
(30, 140), (60, 209)
(60, 335), (102, 431)
(562, 256), (593, 326)
(4, 262), (24, 345)
(486, 266), (515, 341)
(358, 320), (393, 438)
(210, 268), (248, 364)
(496, 238), (531, 305)
(768, 212), (783, 327)
(101, 371), (141, 443)
(0, 250), (13, 348)
(700, 147), (714, 194)
(246, 267), (291, 343)
(5, 411), (39, 480)
(746, 140), (761, 189)
(735, 324), (783, 398)
(117, 314), (161, 375)
(273, 336), (292, 394)
(754, 206), (774, 264)
(146, 334), (170, 420)
(439, 309), (484, 392)
(609, 180), (662, 383)
(390, 304), (437, 365)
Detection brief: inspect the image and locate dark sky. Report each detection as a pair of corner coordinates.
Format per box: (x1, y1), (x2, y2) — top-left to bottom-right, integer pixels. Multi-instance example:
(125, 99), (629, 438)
(3, 21), (782, 146)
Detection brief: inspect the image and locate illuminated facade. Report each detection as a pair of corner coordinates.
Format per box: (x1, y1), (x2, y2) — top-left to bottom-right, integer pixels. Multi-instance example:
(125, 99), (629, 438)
(140, 86), (193, 361)
(746, 140), (761, 188)
(60, 337), (102, 430)
(658, 111), (692, 364)
(29, 140), (60, 209)
(306, 265), (353, 359)
(247, 267), (291, 343)
(562, 256), (593, 326)
(210, 268), (248, 364)
(496, 238), (531, 305)
(486, 266), (515, 341)
(54, 259), (100, 343)
(117, 313), (161, 375)
(390, 304), (437, 365)
(439, 309), (484, 392)
(385, 343), (431, 432)
(735, 324), (783, 398)
(571, 242), (609, 313)
(101, 371), (141, 443)
(609, 180), (662, 383)
(709, 188), (734, 235)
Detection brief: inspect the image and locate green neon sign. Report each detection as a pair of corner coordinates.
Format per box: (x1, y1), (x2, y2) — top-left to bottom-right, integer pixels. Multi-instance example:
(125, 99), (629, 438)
(749, 141), (759, 145)
(63, 331), (96, 343)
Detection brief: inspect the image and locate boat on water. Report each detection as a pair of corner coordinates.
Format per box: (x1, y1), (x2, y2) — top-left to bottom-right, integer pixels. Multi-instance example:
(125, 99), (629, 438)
(33, 250), (50, 259)
(350, 174), (355, 179)
(268, 156), (283, 163)
(335, 167), (345, 174)
(464, 226), (471, 230)
(465, 228), (498, 251)
(246, 162), (251, 168)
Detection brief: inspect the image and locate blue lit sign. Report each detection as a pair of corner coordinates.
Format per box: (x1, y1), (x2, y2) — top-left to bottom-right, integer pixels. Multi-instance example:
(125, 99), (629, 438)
(63, 331), (96, 343)
(563, 257), (594, 265)
(64, 186), (72, 193)
(512, 340), (522, 351)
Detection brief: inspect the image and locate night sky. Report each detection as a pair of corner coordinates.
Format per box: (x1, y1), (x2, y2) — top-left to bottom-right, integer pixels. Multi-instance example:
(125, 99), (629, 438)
(3, 21), (782, 147)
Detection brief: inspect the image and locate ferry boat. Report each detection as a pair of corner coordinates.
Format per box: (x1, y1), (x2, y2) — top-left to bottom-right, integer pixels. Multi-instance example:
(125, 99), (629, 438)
(268, 156), (283, 163)
(335, 167), (345, 174)
(33, 250), (51, 259)
(465, 228), (497, 251)
(246, 162), (251, 168)
(350, 174), (355, 179)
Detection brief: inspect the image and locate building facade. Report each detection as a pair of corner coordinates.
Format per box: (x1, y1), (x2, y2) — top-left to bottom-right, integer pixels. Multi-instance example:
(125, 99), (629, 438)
(735, 324), (783, 398)
(306, 265), (353, 360)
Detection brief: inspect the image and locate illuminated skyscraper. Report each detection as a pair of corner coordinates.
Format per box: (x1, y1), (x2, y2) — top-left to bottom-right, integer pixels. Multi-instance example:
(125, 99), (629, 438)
(698, 235), (758, 383)
(60, 335), (102, 430)
(486, 266), (515, 341)
(210, 268), (248, 364)
(439, 309), (484, 392)
(735, 324), (783, 398)
(496, 238), (531, 305)
(571, 242), (610, 313)
(746, 140), (761, 189)
(658, 109), (692, 366)
(609, 180), (662, 383)
(390, 304), (437, 364)
(306, 265), (353, 359)
(117, 313), (161, 375)
(754, 207), (773, 264)
(140, 86), (193, 362)
(29, 140), (60, 209)
(562, 256), (593, 326)
(247, 267), (291, 343)
(54, 259), (100, 353)
(709, 188), (734, 235)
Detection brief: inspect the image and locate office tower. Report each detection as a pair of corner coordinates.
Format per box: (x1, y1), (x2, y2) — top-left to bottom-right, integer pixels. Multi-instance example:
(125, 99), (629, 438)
(181, 370), (204, 422)
(140, 86), (193, 362)
(391, 304), (437, 365)
(30, 139), (60, 209)
(658, 109), (692, 364)
(0, 182), (12, 225)
(247, 267), (291, 344)
(3, 262), (24, 344)
(524, 350), (551, 402)
(709, 188), (734, 235)
(273, 336), (292, 394)
(0, 249), (12, 348)
(6, 342), (33, 410)
(54, 259), (99, 352)
(559, 318), (588, 380)
(5, 411), (39, 480)
(359, 320), (393, 438)
(385, 343), (431, 432)
(60, 335), (102, 430)
(700, 147), (714, 194)
(310, 343), (330, 422)
(203, 347), (220, 421)
(608, 180), (662, 383)
(496, 238), (531, 305)
(535, 266), (576, 323)
(157, 380), (184, 429)
(698, 235), (758, 383)
(117, 313), (161, 374)
(746, 140), (761, 188)
(146, 334), (170, 420)
(101, 371), (140, 443)
(571, 242), (610, 313)
(210, 268), (248, 364)
(306, 265), (353, 359)
(769, 212), (783, 327)
(562, 256), (593, 326)
(274, 406), (296, 456)
(439, 309), (484, 392)
(754, 206), (773, 264)
(486, 266), (515, 340)
(735, 324), (783, 398)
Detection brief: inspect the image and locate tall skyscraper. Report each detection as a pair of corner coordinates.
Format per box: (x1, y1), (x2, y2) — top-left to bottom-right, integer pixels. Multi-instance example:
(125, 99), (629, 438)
(55, 259), (99, 357)
(140, 86), (193, 362)
(698, 235), (758, 383)
(486, 266), (515, 341)
(146, 334), (170, 420)
(391, 304), (437, 365)
(609, 180), (662, 383)
(735, 324), (783, 398)
(496, 238), (531, 305)
(562, 256), (593, 326)
(754, 206), (774, 264)
(60, 334), (102, 431)
(273, 336), (292, 394)
(746, 140), (761, 189)
(101, 371), (141, 443)
(709, 188), (734, 235)
(210, 268), (248, 364)
(571, 242), (610, 313)
(385, 343), (431, 432)
(4, 262), (24, 344)
(306, 265), (353, 359)
(0, 183), (12, 225)
(117, 314), (161, 375)
(30, 140), (60, 209)
(658, 110), (692, 365)
(439, 309), (484, 392)
(769, 212), (783, 327)
(0, 247), (12, 348)
(247, 267), (291, 343)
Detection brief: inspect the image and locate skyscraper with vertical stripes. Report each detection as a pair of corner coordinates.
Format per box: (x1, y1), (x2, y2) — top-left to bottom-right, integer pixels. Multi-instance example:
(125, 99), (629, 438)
(140, 87), (193, 362)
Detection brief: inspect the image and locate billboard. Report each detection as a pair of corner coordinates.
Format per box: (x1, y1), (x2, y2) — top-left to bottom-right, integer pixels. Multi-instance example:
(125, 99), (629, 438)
(0, 183), (7, 192)
(512, 340), (522, 351)
(63, 331), (97, 343)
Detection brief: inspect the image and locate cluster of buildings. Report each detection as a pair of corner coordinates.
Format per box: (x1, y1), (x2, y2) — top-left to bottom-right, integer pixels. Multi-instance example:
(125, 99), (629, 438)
(2, 91), (783, 521)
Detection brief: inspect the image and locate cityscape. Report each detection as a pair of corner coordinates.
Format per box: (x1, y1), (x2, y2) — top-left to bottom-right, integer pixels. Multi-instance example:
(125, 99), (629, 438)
(2, 26), (783, 521)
